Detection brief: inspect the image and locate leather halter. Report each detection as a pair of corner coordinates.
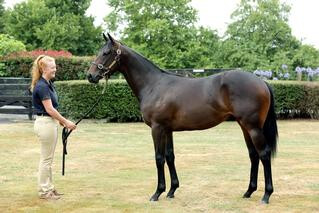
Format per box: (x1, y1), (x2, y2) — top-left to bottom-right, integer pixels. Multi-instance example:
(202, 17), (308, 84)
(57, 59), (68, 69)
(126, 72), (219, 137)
(91, 48), (122, 78)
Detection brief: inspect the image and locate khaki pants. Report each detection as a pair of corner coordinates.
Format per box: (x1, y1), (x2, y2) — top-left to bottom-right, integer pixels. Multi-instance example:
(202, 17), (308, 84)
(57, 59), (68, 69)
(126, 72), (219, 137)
(34, 116), (58, 196)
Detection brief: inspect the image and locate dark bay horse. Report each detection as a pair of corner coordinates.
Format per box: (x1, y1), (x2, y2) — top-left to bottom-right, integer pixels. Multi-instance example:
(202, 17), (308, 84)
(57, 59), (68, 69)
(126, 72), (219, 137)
(87, 33), (278, 204)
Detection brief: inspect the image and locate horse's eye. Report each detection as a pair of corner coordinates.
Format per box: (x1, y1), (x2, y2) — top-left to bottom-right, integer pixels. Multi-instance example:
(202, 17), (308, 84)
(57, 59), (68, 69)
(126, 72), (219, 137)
(103, 50), (110, 56)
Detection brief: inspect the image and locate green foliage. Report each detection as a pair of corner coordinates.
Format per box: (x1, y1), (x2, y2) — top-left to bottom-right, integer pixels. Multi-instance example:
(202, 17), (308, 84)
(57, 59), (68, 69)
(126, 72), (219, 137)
(55, 80), (142, 121)
(292, 45), (319, 68)
(0, 62), (5, 76)
(105, 0), (220, 69)
(4, 0), (103, 55)
(44, 0), (91, 16)
(0, 34), (26, 57)
(0, 55), (93, 80)
(0, 0), (5, 33)
(271, 81), (319, 118)
(222, 0), (301, 73)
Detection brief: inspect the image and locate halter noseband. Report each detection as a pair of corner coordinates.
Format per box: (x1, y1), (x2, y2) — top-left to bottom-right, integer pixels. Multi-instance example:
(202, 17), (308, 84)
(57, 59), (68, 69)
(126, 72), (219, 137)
(91, 48), (122, 78)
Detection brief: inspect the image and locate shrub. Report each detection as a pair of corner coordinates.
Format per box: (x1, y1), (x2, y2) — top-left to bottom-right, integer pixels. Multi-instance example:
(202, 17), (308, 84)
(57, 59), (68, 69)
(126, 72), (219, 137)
(270, 81), (319, 118)
(4, 49), (73, 59)
(0, 54), (93, 80)
(0, 34), (26, 57)
(55, 80), (142, 122)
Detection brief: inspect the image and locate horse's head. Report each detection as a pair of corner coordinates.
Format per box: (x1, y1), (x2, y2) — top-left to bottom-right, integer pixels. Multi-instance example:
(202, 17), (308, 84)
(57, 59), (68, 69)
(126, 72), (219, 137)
(87, 33), (122, 83)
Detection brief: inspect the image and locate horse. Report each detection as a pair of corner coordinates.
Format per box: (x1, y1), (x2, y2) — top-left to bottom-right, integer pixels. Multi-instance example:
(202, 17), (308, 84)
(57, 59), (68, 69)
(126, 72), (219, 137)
(87, 33), (278, 204)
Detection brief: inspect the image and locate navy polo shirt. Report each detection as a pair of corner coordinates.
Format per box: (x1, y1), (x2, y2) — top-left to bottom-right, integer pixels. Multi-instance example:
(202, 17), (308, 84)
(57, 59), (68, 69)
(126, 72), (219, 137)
(32, 77), (59, 114)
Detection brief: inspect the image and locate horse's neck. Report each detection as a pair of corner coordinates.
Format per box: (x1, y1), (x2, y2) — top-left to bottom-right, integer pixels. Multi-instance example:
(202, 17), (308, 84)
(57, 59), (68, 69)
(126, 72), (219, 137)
(120, 48), (163, 102)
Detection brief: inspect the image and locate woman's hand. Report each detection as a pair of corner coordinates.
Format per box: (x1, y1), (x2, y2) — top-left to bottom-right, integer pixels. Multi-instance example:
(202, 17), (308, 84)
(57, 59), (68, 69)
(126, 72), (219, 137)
(42, 99), (77, 130)
(65, 120), (77, 130)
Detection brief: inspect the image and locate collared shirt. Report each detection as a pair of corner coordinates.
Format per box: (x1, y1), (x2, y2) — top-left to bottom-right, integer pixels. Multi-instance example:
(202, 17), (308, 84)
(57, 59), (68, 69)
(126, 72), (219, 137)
(32, 77), (58, 114)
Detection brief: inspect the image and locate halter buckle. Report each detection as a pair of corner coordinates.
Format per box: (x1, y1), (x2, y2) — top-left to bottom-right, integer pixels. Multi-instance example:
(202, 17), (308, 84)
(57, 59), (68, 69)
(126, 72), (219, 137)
(97, 64), (104, 70)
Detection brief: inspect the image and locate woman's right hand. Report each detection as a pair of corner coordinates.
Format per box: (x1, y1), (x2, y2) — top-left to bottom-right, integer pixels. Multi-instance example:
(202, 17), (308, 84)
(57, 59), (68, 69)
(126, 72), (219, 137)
(65, 120), (77, 130)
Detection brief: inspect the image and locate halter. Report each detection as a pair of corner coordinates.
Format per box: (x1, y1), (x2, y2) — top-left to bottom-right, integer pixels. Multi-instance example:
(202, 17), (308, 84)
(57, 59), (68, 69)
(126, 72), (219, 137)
(91, 48), (122, 78)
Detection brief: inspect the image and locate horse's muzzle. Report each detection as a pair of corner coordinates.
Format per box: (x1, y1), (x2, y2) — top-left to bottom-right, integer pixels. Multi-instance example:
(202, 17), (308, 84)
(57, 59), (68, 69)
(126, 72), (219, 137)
(87, 73), (99, 84)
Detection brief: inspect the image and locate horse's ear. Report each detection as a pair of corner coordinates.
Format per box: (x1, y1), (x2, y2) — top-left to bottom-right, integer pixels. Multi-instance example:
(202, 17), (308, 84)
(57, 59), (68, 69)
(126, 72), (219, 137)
(107, 33), (116, 45)
(103, 33), (108, 42)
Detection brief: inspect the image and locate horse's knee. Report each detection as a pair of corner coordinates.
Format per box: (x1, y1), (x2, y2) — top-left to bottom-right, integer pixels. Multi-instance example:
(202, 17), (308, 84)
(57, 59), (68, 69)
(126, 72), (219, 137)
(155, 153), (165, 167)
(165, 149), (175, 163)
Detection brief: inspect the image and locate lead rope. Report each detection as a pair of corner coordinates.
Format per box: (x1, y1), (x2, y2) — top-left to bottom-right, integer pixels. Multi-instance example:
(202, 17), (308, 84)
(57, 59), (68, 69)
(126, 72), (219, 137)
(62, 78), (108, 176)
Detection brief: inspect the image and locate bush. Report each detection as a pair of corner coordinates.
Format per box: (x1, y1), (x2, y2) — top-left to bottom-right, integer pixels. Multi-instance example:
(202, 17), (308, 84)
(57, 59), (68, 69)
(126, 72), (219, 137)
(0, 34), (26, 57)
(270, 81), (319, 118)
(55, 80), (142, 122)
(0, 53), (93, 80)
(53, 79), (319, 122)
(4, 49), (73, 59)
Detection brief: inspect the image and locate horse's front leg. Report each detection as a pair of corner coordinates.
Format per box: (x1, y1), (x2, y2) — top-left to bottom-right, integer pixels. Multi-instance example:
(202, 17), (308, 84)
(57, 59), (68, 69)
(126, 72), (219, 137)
(150, 124), (167, 201)
(165, 131), (179, 198)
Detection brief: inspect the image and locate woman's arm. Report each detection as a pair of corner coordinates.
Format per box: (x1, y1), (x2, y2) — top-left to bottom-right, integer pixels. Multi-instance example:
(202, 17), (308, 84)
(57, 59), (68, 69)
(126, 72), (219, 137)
(42, 99), (76, 130)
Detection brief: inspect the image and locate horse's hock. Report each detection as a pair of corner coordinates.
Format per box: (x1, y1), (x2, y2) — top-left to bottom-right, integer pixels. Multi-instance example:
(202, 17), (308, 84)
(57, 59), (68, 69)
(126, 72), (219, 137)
(0, 77), (35, 120)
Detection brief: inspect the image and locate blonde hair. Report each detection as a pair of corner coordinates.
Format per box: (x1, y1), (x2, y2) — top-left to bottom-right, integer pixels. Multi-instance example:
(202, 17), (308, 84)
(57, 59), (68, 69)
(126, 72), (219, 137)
(30, 55), (55, 91)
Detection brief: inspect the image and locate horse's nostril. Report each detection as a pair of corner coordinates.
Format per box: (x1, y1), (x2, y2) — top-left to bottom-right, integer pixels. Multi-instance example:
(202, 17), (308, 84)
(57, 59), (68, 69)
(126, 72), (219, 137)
(87, 74), (93, 82)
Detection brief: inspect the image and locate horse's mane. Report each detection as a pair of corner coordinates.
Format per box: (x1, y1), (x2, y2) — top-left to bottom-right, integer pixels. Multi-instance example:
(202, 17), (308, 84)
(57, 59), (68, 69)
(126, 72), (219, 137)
(123, 44), (187, 78)
(159, 69), (186, 77)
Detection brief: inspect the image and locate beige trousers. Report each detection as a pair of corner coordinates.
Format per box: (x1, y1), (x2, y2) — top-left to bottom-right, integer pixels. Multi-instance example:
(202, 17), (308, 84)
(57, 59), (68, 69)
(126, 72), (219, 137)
(34, 116), (58, 196)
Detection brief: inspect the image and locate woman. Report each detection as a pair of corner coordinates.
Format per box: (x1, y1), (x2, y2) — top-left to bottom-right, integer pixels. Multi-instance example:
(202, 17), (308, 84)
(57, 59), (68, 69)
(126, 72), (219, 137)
(31, 55), (76, 200)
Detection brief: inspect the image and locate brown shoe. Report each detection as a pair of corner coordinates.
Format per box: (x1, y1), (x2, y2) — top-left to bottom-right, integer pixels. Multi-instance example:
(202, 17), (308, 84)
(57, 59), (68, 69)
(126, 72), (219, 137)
(52, 189), (64, 196)
(39, 191), (61, 200)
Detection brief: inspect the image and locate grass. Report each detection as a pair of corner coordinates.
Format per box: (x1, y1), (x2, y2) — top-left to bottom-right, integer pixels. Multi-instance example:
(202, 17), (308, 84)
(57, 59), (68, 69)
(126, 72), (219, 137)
(0, 120), (318, 212)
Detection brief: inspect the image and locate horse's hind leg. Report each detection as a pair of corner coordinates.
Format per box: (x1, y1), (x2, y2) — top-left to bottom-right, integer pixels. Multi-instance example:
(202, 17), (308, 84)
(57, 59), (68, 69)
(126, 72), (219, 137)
(239, 125), (259, 198)
(165, 131), (179, 198)
(248, 128), (274, 204)
(150, 124), (167, 201)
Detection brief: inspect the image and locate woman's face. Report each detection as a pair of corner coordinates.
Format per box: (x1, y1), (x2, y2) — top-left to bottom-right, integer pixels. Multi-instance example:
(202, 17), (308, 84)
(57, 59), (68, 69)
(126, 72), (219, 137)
(42, 60), (56, 80)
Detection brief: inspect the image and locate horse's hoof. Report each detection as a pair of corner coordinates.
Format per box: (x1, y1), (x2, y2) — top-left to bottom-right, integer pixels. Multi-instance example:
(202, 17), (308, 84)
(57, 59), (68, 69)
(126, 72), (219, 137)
(261, 199), (269, 204)
(243, 193), (251, 198)
(149, 196), (159, 201)
(166, 194), (175, 199)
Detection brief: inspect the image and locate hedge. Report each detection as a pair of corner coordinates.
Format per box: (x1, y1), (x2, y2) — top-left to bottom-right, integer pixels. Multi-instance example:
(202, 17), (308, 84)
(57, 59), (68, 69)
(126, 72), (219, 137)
(54, 79), (319, 122)
(0, 56), (93, 80)
(55, 80), (142, 122)
(270, 81), (319, 118)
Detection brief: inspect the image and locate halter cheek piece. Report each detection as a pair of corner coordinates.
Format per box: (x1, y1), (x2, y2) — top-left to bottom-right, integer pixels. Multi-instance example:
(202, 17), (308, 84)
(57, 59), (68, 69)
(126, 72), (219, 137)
(91, 49), (122, 78)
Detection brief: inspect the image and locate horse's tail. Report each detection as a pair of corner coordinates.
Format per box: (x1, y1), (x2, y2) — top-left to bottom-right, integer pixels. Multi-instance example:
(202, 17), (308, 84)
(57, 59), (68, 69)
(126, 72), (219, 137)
(263, 82), (278, 158)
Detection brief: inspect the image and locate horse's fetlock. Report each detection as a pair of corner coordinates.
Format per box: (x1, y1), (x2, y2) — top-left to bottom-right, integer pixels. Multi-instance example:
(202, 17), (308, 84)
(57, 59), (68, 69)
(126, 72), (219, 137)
(249, 184), (257, 192)
(266, 185), (273, 194)
(158, 184), (166, 192)
(172, 179), (179, 188)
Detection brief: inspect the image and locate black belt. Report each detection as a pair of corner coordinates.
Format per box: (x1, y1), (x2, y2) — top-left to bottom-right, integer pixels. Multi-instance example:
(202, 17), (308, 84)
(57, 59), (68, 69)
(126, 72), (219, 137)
(37, 113), (50, 116)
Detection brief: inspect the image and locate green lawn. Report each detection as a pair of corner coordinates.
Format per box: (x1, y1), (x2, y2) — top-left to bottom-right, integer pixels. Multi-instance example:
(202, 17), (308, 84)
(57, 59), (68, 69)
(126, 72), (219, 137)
(0, 120), (318, 212)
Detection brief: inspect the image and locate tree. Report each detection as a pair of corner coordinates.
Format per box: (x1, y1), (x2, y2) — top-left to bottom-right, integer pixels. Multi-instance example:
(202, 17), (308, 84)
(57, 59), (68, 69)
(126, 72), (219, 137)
(0, 0), (5, 33)
(222, 0), (300, 72)
(4, 0), (103, 55)
(293, 44), (319, 68)
(105, 0), (220, 69)
(0, 34), (26, 57)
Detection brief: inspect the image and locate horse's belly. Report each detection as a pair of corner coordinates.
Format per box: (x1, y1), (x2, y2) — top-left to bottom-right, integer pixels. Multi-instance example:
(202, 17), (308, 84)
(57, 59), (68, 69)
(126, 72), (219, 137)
(172, 108), (226, 131)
